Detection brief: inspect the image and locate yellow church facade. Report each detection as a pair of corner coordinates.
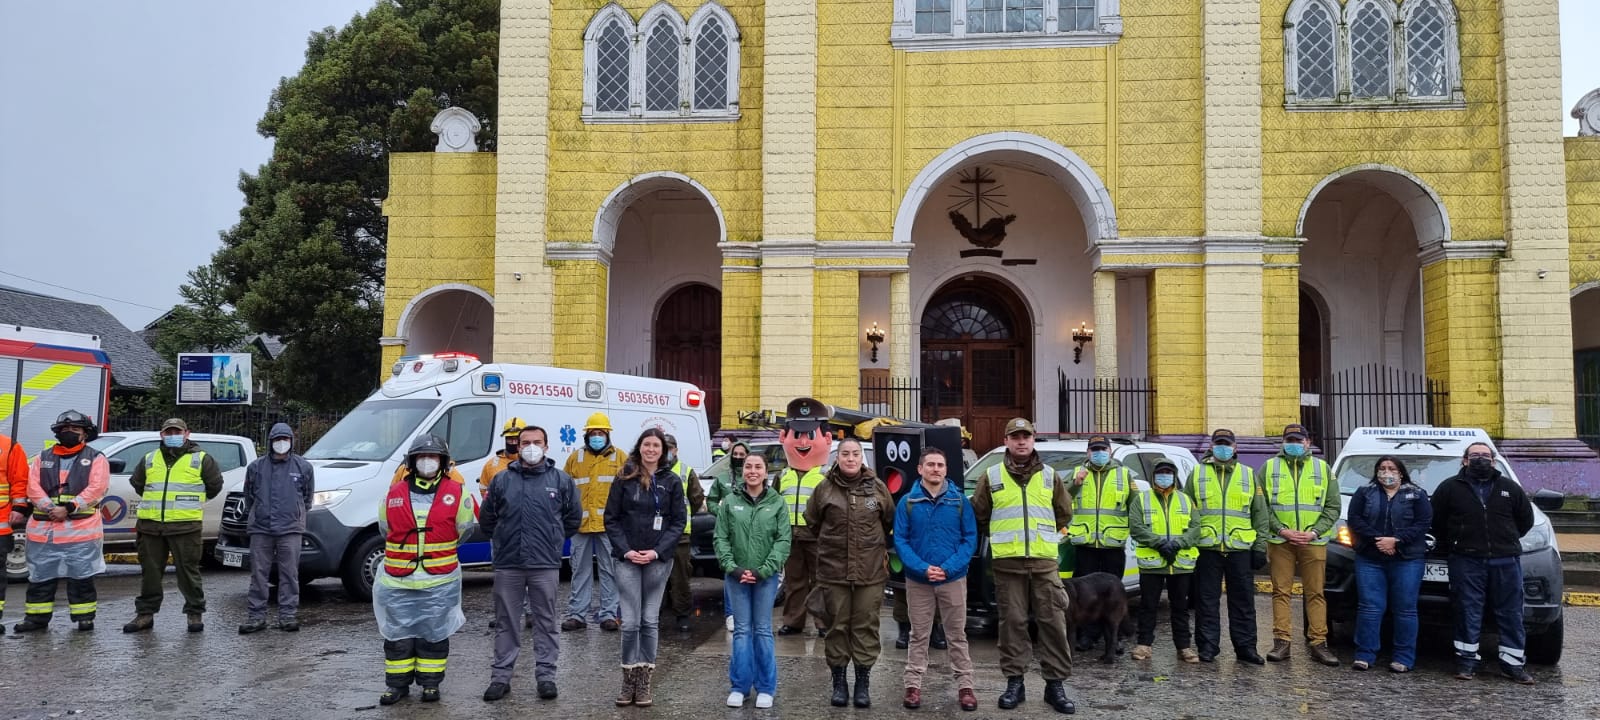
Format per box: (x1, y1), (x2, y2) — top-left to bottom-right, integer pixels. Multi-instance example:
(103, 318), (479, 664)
(380, 0), (1600, 459)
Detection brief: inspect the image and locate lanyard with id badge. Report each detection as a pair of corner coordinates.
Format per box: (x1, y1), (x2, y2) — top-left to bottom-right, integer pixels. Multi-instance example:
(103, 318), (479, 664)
(650, 481), (664, 531)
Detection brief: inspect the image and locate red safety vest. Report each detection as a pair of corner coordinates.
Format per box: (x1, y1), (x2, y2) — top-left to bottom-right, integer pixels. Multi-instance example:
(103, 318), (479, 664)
(383, 478), (464, 577)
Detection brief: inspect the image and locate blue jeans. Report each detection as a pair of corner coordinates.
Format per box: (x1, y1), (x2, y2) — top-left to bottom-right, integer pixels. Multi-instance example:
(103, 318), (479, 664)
(1449, 555), (1526, 670)
(566, 533), (619, 623)
(727, 574), (780, 696)
(1353, 555), (1422, 667)
(616, 558), (673, 667)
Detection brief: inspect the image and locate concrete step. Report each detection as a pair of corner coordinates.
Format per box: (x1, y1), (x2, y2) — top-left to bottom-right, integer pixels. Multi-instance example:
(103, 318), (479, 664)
(1564, 561), (1600, 588)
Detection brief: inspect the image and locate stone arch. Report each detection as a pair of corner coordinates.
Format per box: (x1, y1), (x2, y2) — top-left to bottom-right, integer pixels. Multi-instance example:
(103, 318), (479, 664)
(893, 131), (1118, 246)
(1295, 163), (1451, 248)
(395, 283), (495, 360)
(593, 171), (728, 254)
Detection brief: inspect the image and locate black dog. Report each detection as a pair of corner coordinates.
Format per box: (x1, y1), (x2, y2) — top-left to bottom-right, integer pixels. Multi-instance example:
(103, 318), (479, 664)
(1062, 571), (1130, 664)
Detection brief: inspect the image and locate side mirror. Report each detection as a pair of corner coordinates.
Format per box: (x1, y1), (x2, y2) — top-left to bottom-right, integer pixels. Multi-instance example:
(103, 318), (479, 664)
(1531, 488), (1565, 513)
(109, 459), (127, 474)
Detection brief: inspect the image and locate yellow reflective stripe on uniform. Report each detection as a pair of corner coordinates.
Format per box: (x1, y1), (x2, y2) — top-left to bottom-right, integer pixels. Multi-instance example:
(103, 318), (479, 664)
(385, 541), (457, 553)
(1067, 465), (1133, 547)
(1193, 464), (1257, 550)
(385, 658), (417, 672)
(1263, 457), (1332, 544)
(416, 658), (447, 672)
(25, 602), (54, 614)
(138, 450), (208, 522)
(988, 465), (1060, 560)
(674, 461), (693, 536)
(69, 601), (96, 613)
(781, 468), (825, 527)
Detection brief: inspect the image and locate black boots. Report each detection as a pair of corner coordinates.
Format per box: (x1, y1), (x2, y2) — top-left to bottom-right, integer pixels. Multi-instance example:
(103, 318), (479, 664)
(896, 622), (910, 649)
(830, 665), (850, 707)
(853, 665), (872, 708)
(998, 676), (1025, 709)
(930, 623), (947, 650)
(1043, 680), (1076, 714)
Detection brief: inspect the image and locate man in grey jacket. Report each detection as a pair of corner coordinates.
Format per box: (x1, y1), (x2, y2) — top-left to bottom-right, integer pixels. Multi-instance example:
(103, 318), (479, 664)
(239, 423), (315, 634)
(481, 426), (581, 703)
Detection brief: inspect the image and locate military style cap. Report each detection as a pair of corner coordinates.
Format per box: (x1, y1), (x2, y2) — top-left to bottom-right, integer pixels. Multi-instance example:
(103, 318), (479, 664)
(785, 397), (831, 433)
(1282, 423), (1309, 440)
(161, 418), (188, 432)
(1210, 428), (1236, 444)
(1086, 434), (1111, 450)
(1004, 418), (1035, 436)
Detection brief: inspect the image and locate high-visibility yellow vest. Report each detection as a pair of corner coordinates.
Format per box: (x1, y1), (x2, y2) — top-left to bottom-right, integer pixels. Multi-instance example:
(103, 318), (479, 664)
(673, 460), (692, 536)
(1134, 490), (1200, 572)
(779, 466), (825, 527)
(1066, 464), (1131, 548)
(138, 450), (207, 523)
(1262, 456), (1334, 545)
(986, 465), (1062, 561)
(1191, 463), (1257, 551)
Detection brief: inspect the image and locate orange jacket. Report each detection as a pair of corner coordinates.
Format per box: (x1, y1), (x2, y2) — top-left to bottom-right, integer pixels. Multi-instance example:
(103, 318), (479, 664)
(0, 435), (28, 535)
(26, 445), (110, 544)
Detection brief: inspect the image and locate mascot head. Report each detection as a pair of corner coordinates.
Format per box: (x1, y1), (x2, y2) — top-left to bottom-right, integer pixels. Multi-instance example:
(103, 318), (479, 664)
(780, 397), (832, 471)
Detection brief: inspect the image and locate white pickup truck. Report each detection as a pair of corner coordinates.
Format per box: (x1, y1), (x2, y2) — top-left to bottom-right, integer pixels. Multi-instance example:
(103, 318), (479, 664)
(5, 431), (255, 581)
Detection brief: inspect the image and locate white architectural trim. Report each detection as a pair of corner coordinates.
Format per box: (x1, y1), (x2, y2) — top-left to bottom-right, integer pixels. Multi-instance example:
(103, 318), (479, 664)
(379, 336), (407, 347)
(1284, 0), (1465, 110)
(687, 2), (741, 116)
(395, 283), (495, 341)
(1572, 281), (1600, 298)
(1574, 87), (1600, 137)
(637, 2), (686, 118)
(592, 171), (728, 253)
(1345, 0), (1397, 99)
(430, 107), (481, 152)
(1295, 164), (1452, 249)
(890, 0), (1120, 51)
(893, 132), (1118, 247)
(582, 3), (636, 120)
(582, 2), (741, 124)
(1418, 239), (1505, 266)
(546, 241), (615, 265)
(1400, 0), (1465, 103)
(1283, 0), (1342, 104)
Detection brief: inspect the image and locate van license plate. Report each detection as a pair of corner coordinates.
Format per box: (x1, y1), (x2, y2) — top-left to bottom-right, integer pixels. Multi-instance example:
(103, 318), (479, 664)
(1423, 561), (1448, 583)
(222, 551), (244, 568)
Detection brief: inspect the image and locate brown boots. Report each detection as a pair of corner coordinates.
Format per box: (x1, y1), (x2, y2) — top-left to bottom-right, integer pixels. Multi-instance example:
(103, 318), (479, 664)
(615, 666), (656, 707)
(1266, 639), (1292, 661)
(122, 614), (154, 633)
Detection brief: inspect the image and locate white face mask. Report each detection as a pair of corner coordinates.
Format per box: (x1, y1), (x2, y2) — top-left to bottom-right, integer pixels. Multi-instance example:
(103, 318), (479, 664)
(520, 444), (545, 465)
(271, 440), (292, 455)
(415, 457), (441, 478)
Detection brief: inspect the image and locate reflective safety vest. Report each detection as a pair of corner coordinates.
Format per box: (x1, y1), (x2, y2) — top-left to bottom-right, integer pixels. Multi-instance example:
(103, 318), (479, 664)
(1066, 464), (1131, 548)
(1134, 490), (1200, 572)
(1192, 463), (1257, 551)
(986, 465), (1062, 561)
(779, 466), (826, 527)
(138, 450), (207, 523)
(383, 478), (465, 577)
(1262, 456), (1334, 545)
(673, 460), (692, 536)
(32, 446), (103, 520)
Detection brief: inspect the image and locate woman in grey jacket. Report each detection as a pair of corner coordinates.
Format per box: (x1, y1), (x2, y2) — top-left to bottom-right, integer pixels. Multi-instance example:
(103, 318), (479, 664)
(239, 422), (314, 634)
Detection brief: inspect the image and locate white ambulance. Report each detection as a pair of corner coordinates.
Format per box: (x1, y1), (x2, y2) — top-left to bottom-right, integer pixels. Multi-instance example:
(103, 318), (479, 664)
(213, 353), (712, 600)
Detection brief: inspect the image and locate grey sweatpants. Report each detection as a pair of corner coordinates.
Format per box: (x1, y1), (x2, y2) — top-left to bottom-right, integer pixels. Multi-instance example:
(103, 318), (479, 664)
(492, 568), (561, 683)
(247, 533), (301, 621)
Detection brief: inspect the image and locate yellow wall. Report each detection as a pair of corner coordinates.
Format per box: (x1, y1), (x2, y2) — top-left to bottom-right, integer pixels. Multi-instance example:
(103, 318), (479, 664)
(812, 270), (860, 408)
(550, 260), (609, 370)
(1422, 258), (1502, 434)
(547, 0), (765, 243)
(720, 266), (762, 427)
(1261, 263), (1299, 430)
(1147, 267), (1205, 434)
(1570, 138), (1600, 286)
(1259, 0), (1505, 242)
(381, 152), (498, 369)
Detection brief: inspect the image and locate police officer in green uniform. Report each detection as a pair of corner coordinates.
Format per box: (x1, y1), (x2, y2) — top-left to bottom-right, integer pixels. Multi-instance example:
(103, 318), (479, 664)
(124, 418), (225, 634)
(1066, 434), (1132, 653)
(1186, 428), (1271, 665)
(971, 418), (1076, 714)
(662, 433), (707, 632)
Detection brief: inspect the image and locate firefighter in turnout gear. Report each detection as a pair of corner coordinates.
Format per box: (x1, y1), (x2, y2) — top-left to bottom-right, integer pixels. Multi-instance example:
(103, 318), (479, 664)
(970, 418), (1077, 714)
(1261, 423), (1342, 666)
(1066, 434), (1133, 653)
(125, 417), (225, 633)
(0, 429), (30, 631)
(776, 397), (831, 636)
(15, 410), (110, 633)
(480, 417), (527, 493)
(375, 434), (475, 705)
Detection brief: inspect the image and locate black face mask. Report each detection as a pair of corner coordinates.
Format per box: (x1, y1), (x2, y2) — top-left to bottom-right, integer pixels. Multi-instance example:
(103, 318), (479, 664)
(505, 441), (519, 455)
(1466, 457), (1494, 478)
(54, 430), (82, 447)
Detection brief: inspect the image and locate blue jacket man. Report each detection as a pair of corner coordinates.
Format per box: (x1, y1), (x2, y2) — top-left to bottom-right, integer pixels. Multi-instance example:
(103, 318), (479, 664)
(240, 422), (315, 633)
(892, 447), (979, 711)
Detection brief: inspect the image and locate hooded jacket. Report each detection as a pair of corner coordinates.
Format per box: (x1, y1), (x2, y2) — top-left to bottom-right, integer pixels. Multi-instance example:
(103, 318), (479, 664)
(129, 437), (225, 535)
(243, 423), (315, 535)
(481, 457), (582, 569)
(805, 463), (894, 586)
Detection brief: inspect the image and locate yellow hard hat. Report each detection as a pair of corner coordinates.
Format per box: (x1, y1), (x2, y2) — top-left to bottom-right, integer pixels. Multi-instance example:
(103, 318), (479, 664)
(584, 412), (614, 432)
(502, 417), (527, 437)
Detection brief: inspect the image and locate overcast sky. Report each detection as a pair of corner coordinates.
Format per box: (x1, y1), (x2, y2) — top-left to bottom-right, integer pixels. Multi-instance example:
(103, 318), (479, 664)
(2, 1), (1599, 330)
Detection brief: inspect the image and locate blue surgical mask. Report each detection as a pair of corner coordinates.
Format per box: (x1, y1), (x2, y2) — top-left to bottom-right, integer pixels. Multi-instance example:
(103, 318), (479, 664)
(1089, 450), (1110, 467)
(1212, 445), (1234, 462)
(1154, 473), (1175, 489)
(162, 434), (185, 448)
(1284, 442), (1306, 458)
(588, 435), (606, 452)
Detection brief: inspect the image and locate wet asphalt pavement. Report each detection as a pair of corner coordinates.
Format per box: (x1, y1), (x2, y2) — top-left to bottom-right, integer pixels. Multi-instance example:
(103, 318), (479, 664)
(1, 567), (1597, 720)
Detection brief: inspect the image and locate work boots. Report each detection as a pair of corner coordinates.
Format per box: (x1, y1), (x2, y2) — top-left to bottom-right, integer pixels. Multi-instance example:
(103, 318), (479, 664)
(187, 613), (205, 633)
(1267, 639), (1292, 662)
(12, 617), (49, 633)
(615, 667), (637, 706)
(122, 614), (154, 633)
(1043, 680), (1076, 715)
(998, 676), (1025, 710)
(634, 666), (655, 707)
(1308, 643), (1341, 667)
(852, 665), (872, 708)
(830, 665), (850, 707)
(895, 621), (910, 649)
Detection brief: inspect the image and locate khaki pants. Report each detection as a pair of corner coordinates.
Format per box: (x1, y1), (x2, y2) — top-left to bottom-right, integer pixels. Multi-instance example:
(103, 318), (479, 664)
(1268, 542), (1328, 644)
(994, 564), (1073, 680)
(820, 581), (884, 668)
(903, 577), (973, 691)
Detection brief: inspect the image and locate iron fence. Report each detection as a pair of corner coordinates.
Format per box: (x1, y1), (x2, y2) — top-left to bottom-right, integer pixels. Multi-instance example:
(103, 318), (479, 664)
(860, 376), (930, 422)
(106, 409), (348, 452)
(1057, 372), (1155, 434)
(1300, 364), (1449, 457)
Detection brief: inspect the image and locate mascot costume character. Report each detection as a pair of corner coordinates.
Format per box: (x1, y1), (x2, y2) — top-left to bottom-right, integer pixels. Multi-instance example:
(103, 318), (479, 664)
(776, 397), (834, 635)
